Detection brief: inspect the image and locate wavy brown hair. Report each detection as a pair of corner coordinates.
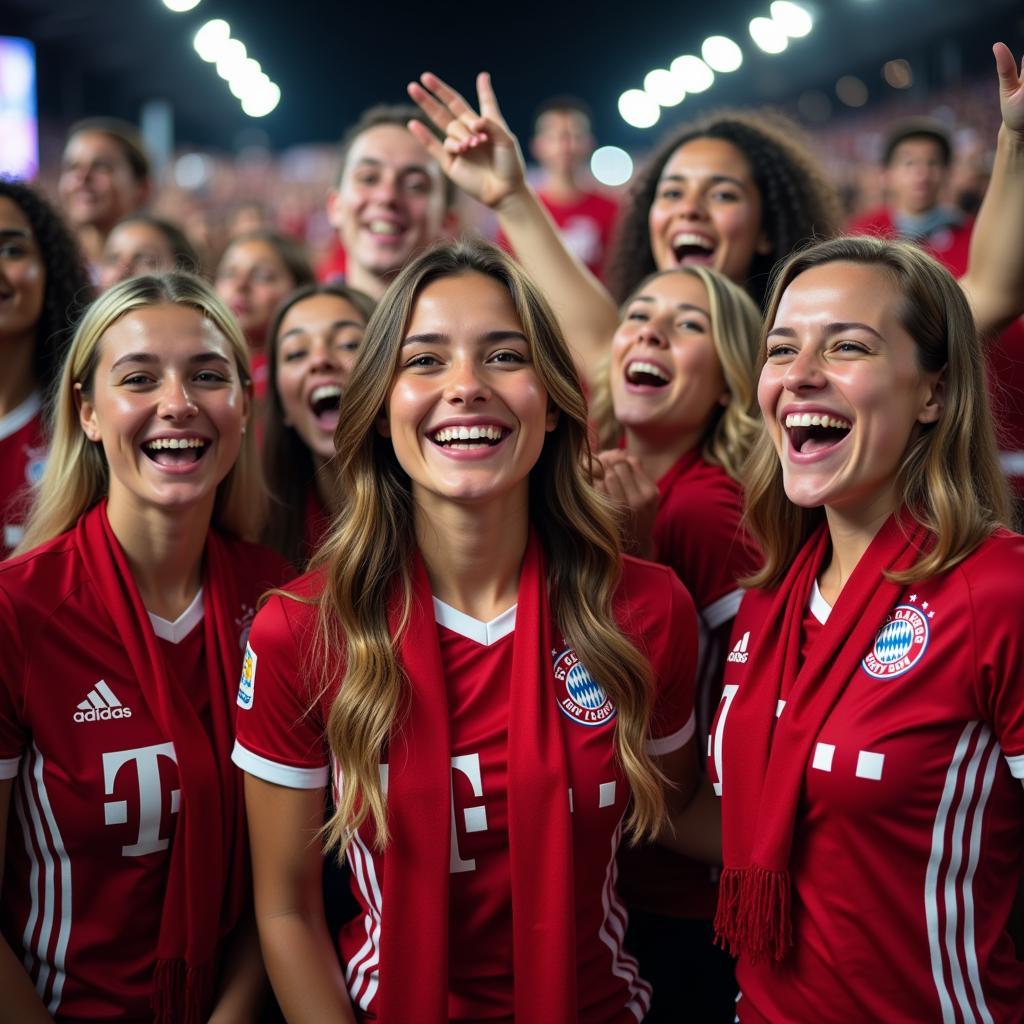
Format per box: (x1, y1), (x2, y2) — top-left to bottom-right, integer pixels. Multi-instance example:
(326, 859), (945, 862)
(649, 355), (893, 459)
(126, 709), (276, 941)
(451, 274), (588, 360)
(745, 235), (1010, 589)
(303, 239), (666, 857)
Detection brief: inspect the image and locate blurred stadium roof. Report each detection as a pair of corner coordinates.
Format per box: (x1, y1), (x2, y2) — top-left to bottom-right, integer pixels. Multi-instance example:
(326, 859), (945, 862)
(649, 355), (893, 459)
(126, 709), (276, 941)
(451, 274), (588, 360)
(6, 0), (1023, 152)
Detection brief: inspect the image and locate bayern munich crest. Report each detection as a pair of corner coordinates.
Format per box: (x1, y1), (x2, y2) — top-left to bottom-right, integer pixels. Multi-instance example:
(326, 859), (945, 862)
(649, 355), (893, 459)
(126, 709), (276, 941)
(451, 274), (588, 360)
(552, 647), (616, 726)
(861, 603), (930, 679)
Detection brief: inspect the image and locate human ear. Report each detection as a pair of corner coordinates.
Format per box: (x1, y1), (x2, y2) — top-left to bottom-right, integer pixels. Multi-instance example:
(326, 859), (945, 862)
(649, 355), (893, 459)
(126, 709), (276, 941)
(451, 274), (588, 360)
(376, 408), (392, 437)
(545, 399), (560, 432)
(75, 382), (102, 442)
(917, 367), (946, 425)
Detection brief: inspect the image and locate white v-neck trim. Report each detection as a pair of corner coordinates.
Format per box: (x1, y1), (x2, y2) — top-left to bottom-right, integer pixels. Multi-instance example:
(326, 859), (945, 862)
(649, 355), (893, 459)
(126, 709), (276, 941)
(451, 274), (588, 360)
(433, 597), (517, 646)
(149, 588), (204, 644)
(0, 392), (41, 442)
(809, 580), (832, 625)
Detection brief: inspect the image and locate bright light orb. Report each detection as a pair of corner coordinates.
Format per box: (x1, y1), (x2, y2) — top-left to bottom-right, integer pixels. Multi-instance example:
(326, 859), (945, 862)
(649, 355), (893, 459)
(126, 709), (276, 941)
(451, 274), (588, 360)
(242, 82), (281, 118)
(215, 39), (248, 81)
(644, 69), (686, 108)
(770, 1), (813, 38)
(193, 19), (230, 62)
(749, 16), (789, 54)
(618, 89), (660, 129)
(591, 146), (634, 187)
(701, 36), (743, 73)
(163, 0), (202, 11)
(670, 55), (714, 93)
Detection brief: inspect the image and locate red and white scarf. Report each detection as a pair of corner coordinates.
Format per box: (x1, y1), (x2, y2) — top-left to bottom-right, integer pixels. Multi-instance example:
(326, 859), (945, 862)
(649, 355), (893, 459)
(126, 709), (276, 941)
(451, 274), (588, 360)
(715, 512), (929, 963)
(376, 532), (577, 1023)
(76, 501), (249, 1022)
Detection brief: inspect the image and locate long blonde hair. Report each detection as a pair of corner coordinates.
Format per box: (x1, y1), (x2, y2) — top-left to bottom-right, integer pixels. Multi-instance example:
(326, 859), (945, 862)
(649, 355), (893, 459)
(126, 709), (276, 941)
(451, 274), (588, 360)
(307, 240), (666, 858)
(17, 273), (265, 552)
(592, 265), (763, 481)
(745, 235), (1010, 589)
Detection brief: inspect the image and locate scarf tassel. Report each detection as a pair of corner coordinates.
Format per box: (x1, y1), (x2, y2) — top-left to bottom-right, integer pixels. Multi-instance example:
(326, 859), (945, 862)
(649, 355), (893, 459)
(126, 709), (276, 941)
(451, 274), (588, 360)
(152, 958), (215, 1024)
(714, 866), (792, 964)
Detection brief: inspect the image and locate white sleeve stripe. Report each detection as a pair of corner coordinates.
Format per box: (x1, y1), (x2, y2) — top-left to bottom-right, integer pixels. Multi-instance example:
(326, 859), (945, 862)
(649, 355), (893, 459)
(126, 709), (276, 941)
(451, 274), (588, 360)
(702, 588), (743, 630)
(0, 756), (20, 780)
(1004, 752), (1024, 779)
(646, 711), (696, 757)
(231, 740), (328, 789)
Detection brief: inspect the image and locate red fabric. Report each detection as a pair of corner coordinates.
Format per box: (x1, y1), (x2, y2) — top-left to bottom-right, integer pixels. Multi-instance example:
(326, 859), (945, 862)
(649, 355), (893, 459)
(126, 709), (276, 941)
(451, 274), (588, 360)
(0, 395), (45, 559)
(714, 513), (929, 963)
(74, 502), (251, 1023)
(303, 485), (331, 559)
(846, 207), (973, 276)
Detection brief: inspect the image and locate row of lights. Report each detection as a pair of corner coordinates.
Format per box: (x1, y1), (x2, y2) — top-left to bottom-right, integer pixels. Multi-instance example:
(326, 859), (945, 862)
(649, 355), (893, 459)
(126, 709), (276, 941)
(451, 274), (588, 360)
(193, 19), (280, 118)
(617, 1), (813, 130)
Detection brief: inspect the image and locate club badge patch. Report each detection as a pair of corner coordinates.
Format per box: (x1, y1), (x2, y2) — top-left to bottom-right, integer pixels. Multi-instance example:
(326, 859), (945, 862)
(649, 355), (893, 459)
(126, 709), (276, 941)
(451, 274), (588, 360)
(861, 604), (930, 679)
(553, 646), (616, 726)
(237, 642), (257, 709)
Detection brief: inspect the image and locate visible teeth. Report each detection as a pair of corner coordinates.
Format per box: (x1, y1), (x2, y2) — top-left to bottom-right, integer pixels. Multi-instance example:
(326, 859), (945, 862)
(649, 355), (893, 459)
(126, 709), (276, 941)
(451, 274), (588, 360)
(431, 424), (505, 443)
(144, 437), (206, 450)
(784, 413), (852, 430)
(367, 220), (401, 236)
(671, 232), (714, 251)
(627, 361), (670, 382)
(311, 384), (342, 403)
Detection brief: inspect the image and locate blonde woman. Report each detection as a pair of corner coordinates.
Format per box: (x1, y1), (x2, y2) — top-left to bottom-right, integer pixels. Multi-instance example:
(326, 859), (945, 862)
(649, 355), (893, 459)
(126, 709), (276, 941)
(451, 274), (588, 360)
(0, 274), (289, 1022)
(234, 239), (700, 1023)
(712, 236), (1024, 1022)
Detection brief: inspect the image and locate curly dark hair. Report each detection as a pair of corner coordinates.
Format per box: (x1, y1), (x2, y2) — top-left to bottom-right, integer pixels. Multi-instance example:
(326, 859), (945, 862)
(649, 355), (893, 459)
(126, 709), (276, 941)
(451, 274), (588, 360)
(0, 179), (93, 397)
(606, 109), (841, 309)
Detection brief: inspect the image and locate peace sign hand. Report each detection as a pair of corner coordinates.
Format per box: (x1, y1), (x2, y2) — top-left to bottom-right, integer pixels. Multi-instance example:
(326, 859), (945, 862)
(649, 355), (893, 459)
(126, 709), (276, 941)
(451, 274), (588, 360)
(407, 71), (527, 211)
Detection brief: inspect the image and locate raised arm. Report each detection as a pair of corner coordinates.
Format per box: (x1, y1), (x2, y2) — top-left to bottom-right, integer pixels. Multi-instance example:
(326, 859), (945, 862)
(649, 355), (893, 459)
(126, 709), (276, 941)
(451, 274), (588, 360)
(407, 71), (620, 390)
(245, 776), (355, 1024)
(958, 43), (1024, 337)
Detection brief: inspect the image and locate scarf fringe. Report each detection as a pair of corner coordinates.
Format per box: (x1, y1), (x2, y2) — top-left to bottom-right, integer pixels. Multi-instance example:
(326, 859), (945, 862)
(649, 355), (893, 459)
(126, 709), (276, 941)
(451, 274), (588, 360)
(152, 958), (214, 1024)
(714, 866), (792, 964)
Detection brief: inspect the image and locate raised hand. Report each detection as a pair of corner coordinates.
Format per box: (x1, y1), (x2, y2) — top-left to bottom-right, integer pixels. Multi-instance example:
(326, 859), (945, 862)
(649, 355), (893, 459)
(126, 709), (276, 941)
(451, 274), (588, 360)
(407, 71), (527, 210)
(993, 43), (1024, 138)
(593, 450), (660, 561)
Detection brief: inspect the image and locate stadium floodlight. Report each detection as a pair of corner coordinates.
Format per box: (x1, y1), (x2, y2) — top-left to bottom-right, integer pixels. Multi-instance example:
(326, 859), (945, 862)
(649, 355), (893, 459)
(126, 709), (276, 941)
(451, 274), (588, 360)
(193, 19), (230, 62)
(701, 36), (743, 73)
(215, 39), (248, 81)
(591, 146), (634, 187)
(618, 89), (660, 129)
(670, 55), (714, 93)
(242, 81), (281, 118)
(163, 0), (202, 11)
(749, 16), (789, 54)
(770, 1), (813, 38)
(644, 69), (686, 108)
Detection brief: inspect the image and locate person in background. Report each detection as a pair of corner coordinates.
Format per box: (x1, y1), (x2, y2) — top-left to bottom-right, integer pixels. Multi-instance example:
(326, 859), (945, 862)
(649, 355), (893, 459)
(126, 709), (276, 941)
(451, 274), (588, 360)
(0, 179), (92, 558)
(58, 118), (151, 274)
(99, 213), (201, 291)
(497, 97), (618, 280)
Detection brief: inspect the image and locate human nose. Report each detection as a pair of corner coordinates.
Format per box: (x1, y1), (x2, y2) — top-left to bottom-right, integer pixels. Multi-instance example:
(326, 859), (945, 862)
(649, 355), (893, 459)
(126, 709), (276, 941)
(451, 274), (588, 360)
(310, 337), (341, 370)
(370, 172), (400, 205)
(158, 376), (199, 419)
(443, 358), (491, 404)
(636, 319), (668, 349)
(781, 345), (826, 392)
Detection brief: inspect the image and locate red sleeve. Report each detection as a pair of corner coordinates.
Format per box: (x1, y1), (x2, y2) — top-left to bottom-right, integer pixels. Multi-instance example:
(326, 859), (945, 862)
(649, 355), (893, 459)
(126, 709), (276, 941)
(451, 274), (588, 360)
(0, 583), (27, 779)
(231, 592), (330, 789)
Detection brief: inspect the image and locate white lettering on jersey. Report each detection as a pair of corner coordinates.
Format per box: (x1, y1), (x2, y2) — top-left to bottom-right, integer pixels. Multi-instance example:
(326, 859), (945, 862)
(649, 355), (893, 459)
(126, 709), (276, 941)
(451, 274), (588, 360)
(712, 684), (739, 796)
(450, 753), (488, 873)
(102, 743), (179, 856)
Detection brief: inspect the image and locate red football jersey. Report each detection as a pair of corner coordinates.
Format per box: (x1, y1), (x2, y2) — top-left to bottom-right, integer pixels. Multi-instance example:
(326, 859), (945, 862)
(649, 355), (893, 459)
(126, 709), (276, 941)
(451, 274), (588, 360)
(0, 394), (46, 558)
(233, 556), (697, 1023)
(711, 530), (1024, 1023)
(0, 531), (287, 1020)
(619, 450), (755, 919)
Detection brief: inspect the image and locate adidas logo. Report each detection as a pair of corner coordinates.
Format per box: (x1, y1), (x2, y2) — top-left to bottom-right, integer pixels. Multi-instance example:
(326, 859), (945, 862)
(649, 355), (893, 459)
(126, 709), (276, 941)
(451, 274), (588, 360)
(73, 680), (133, 723)
(727, 631), (750, 664)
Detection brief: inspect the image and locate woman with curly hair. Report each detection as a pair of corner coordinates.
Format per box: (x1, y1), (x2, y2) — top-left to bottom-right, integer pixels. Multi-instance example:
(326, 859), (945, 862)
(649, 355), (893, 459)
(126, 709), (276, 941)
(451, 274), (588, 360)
(0, 179), (92, 557)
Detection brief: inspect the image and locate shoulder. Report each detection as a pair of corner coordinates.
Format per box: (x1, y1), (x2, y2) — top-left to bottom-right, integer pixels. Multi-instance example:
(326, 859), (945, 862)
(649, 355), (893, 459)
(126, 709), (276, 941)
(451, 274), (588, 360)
(660, 456), (743, 524)
(616, 555), (697, 632)
(0, 531), (84, 613)
(249, 568), (324, 653)
(951, 529), (1024, 610)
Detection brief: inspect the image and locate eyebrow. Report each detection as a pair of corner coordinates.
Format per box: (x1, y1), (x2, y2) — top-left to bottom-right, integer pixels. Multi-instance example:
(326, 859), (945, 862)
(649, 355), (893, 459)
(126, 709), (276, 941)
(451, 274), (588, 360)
(767, 322), (886, 342)
(631, 296), (711, 317)
(353, 157), (433, 177)
(280, 320), (365, 340)
(109, 351), (233, 371)
(0, 228), (32, 240)
(401, 330), (529, 347)
(659, 173), (747, 189)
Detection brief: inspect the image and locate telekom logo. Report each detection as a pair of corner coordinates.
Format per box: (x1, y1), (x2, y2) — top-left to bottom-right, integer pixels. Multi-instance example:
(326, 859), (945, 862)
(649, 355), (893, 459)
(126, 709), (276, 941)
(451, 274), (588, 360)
(102, 743), (180, 857)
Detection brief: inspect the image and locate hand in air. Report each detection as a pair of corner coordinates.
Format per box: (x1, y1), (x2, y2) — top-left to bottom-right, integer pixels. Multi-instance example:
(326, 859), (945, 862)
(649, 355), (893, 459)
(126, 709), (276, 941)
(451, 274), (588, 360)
(993, 43), (1024, 138)
(593, 450), (660, 561)
(407, 71), (527, 210)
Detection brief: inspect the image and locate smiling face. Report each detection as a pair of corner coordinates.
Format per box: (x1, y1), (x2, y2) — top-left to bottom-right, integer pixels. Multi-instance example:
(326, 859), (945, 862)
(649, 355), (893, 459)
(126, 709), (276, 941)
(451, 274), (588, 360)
(59, 131), (147, 235)
(610, 272), (727, 453)
(77, 303), (249, 521)
(381, 271), (556, 513)
(886, 136), (948, 217)
(99, 220), (176, 291)
(758, 260), (943, 520)
(648, 136), (770, 286)
(327, 124), (449, 290)
(214, 239), (297, 347)
(0, 196), (46, 346)
(275, 293), (367, 462)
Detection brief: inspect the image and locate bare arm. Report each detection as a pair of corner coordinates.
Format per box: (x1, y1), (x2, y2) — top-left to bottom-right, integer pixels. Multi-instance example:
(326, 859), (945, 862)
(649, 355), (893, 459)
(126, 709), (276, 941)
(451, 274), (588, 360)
(0, 779), (54, 1023)
(656, 772), (722, 864)
(407, 71), (620, 390)
(959, 44), (1024, 337)
(206, 911), (267, 1024)
(245, 775), (355, 1024)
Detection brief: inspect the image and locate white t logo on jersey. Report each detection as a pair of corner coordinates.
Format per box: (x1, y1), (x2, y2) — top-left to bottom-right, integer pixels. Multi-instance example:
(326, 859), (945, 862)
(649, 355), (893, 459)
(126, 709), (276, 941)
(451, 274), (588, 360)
(102, 743), (179, 856)
(450, 753), (489, 873)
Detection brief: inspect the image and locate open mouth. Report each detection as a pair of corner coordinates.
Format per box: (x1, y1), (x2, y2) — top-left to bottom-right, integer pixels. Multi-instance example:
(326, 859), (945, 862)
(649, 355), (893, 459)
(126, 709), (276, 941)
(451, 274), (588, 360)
(671, 232), (715, 264)
(625, 360), (671, 388)
(309, 384), (342, 426)
(785, 412), (852, 454)
(429, 424), (509, 451)
(366, 219), (405, 238)
(142, 437), (210, 466)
